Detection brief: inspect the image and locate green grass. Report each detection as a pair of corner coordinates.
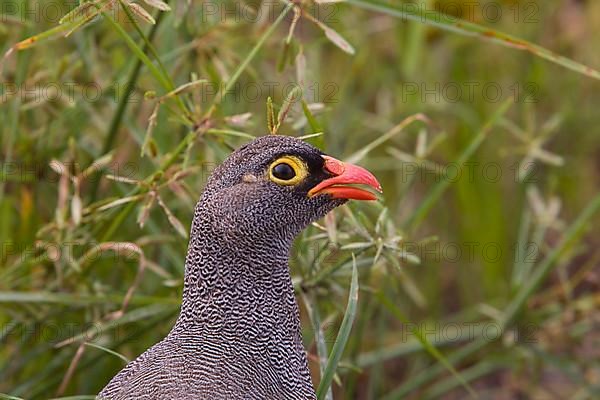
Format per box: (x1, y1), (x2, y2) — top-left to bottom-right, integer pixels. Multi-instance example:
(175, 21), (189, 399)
(2, 0), (600, 398)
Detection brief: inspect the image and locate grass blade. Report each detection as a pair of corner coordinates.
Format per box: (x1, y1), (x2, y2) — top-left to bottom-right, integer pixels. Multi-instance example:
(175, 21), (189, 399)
(90, 13), (165, 200)
(376, 293), (477, 399)
(302, 294), (334, 400)
(511, 204), (533, 288)
(423, 361), (505, 399)
(55, 305), (174, 347)
(206, 129), (255, 139)
(210, 2), (294, 111)
(301, 100), (323, 135)
(501, 192), (600, 327)
(0, 394), (25, 400)
(404, 98), (512, 231)
(82, 342), (129, 364)
(0, 291), (179, 306)
(382, 338), (488, 399)
(316, 257), (359, 399)
(346, 113), (429, 164)
(346, 0), (600, 80)
(100, 8), (173, 94)
(6, 2), (109, 51)
(116, 0), (184, 110)
(276, 85), (302, 133)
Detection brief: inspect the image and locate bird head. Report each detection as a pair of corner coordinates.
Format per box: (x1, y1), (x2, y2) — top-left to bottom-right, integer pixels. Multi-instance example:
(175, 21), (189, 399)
(197, 135), (382, 246)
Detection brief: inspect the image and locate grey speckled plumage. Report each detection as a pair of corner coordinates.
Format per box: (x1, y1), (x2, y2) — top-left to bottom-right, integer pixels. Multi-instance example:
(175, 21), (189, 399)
(98, 135), (378, 399)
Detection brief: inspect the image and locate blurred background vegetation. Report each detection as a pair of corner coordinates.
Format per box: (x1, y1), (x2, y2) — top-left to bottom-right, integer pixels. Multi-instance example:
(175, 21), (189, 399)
(1, 0), (600, 399)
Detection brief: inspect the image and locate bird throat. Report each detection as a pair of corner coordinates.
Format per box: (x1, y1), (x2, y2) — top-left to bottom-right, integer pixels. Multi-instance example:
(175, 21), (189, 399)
(174, 210), (305, 353)
(168, 212), (315, 396)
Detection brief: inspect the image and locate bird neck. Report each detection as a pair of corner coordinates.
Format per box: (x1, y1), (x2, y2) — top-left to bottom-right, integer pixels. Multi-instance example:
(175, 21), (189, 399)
(171, 216), (315, 397)
(175, 211), (300, 334)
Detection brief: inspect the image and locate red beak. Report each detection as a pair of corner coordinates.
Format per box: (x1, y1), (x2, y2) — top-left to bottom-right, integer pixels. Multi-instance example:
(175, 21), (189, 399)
(308, 156), (382, 201)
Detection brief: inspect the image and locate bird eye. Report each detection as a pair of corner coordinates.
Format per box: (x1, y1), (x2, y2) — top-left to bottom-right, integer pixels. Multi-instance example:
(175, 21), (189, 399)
(268, 156), (308, 185)
(272, 163), (296, 180)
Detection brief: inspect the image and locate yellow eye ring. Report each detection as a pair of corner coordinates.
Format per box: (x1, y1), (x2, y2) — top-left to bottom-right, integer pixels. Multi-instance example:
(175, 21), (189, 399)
(268, 156), (308, 186)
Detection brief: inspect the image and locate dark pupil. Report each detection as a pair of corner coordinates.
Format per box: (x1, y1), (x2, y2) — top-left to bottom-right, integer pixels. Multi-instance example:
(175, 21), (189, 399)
(272, 163), (296, 180)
